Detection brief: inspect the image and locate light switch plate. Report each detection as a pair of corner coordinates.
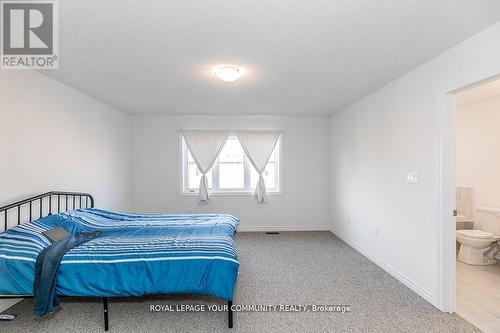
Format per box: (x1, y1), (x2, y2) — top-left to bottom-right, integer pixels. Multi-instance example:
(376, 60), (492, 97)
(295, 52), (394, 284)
(406, 172), (419, 184)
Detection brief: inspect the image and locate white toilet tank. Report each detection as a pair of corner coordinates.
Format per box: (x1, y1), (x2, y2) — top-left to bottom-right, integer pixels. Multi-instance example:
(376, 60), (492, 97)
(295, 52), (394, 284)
(476, 207), (500, 235)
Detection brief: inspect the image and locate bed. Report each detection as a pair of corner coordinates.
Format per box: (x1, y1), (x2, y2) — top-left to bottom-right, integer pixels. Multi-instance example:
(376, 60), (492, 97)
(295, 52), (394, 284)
(0, 192), (239, 330)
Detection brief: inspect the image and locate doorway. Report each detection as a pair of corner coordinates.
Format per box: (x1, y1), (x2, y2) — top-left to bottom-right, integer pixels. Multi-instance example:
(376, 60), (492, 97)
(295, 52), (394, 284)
(447, 78), (500, 332)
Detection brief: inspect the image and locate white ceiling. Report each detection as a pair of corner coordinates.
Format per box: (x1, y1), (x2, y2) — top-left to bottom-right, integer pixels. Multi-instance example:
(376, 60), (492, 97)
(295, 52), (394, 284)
(43, 1), (500, 116)
(456, 78), (500, 106)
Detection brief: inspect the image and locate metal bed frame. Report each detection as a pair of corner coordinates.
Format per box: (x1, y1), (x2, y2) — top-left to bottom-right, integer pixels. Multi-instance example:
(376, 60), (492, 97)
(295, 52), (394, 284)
(0, 191), (234, 331)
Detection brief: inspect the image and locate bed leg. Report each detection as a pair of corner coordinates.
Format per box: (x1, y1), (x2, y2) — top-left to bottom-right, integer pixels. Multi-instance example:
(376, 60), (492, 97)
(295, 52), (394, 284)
(103, 297), (109, 331)
(228, 301), (233, 328)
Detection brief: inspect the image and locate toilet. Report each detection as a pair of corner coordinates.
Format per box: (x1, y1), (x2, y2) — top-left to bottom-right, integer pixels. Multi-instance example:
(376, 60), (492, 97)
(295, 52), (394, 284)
(456, 206), (500, 265)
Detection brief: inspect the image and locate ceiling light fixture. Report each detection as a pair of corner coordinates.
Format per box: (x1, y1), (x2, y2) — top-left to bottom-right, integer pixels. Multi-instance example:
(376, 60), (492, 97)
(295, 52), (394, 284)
(213, 65), (243, 82)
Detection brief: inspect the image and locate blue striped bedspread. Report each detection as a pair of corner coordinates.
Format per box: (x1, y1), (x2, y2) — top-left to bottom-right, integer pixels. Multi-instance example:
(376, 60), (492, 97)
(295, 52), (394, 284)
(0, 209), (240, 301)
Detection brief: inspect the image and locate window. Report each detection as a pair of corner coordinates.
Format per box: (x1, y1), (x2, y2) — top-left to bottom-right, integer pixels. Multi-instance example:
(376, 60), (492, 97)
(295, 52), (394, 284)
(181, 135), (281, 194)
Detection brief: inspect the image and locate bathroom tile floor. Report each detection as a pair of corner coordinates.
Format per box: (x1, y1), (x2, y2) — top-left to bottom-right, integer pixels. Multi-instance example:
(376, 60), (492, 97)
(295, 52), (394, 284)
(457, 261), (500, 332)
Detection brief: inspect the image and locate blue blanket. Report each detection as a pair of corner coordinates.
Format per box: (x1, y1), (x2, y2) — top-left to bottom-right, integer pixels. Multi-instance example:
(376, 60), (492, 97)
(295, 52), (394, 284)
(33, 230), (102, 316)
(0, 209), (239, 302)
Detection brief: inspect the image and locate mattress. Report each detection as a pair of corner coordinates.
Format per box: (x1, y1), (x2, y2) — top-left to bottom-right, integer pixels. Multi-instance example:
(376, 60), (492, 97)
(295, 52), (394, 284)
(0, 209), (239, 301)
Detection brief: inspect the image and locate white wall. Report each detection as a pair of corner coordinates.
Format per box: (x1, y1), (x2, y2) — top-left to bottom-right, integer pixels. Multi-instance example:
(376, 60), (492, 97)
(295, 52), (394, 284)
(132, 115), (330, 231)
(0, 70), (132, 211)
(456, 94), (500, 209)
(329, 21), (500, 307)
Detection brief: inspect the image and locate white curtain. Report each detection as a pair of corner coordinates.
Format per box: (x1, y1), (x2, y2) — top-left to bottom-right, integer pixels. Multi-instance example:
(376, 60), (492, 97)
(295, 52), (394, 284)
(181, 129), (229, 202)
(237, 131), (280, 202)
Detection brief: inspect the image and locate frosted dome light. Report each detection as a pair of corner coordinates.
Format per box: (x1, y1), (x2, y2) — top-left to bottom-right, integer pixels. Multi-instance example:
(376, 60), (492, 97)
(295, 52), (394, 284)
(214, 65), (243, 82)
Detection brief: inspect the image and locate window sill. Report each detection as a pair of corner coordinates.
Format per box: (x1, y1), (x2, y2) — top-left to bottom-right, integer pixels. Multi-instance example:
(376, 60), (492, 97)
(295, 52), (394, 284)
(179, 191), (282, 197)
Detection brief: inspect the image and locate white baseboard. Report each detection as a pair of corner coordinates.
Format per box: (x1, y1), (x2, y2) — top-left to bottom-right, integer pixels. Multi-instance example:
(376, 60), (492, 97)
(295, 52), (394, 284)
(329, 226), (438, 308)
(238, 225), (331, 232)
(0, 299), (22, 313)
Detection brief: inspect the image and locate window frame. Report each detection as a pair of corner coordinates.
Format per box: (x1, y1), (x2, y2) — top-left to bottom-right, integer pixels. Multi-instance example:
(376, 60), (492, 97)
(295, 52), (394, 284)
(180, 133), (282, 196)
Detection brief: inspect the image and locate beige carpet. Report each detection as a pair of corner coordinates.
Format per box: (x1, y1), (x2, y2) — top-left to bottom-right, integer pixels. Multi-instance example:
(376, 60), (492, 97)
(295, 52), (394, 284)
(1, 232), (479, 332)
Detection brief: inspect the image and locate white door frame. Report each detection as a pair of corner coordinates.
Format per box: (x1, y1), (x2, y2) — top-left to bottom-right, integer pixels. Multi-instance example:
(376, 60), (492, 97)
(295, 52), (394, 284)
(437, 65), (500, 312)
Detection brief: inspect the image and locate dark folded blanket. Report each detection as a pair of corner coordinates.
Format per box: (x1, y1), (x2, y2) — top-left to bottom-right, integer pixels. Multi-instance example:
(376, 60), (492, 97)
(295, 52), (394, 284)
(33, 230), (102, 316)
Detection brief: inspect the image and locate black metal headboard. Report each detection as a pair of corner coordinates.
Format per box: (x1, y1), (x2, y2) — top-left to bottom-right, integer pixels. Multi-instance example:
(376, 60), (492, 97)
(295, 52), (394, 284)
(0, 191), (94, 232)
